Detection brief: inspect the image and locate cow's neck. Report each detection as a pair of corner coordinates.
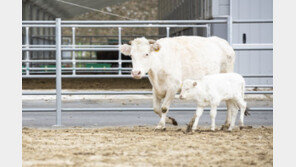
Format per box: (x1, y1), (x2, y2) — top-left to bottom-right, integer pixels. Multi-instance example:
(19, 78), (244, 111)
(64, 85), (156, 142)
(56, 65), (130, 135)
(148, 56), (167, 91)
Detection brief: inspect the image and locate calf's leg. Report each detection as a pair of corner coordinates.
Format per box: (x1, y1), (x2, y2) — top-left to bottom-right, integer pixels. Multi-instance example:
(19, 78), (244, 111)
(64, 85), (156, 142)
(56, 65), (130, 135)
(237, 99), (247, 127)
(228, 108), (238, 131)
(192, 107), (204, 131)
(210, 105), (218, 131)
(222, 100), (236, 130)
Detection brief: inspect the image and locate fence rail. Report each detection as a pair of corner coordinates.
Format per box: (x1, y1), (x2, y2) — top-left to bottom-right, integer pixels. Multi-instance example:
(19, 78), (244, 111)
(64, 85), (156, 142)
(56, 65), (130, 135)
(22, 107), (273, 112)
(22, 17), (273, 126)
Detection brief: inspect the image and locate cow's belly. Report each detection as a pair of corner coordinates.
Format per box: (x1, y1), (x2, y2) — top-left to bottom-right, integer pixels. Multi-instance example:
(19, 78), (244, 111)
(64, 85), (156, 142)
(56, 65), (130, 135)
(181, 63), (221, 81)
(151, 75), (182, 98)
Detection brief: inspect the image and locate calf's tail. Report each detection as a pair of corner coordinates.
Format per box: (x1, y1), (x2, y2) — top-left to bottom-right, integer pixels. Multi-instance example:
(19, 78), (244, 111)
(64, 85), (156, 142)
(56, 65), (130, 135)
(234, 103), (250, 116)
(245, 107), (251, 116)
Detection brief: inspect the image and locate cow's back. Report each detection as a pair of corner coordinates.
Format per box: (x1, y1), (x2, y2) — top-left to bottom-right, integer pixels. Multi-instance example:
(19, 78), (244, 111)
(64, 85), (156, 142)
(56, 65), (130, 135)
(157, 36), (235, 81)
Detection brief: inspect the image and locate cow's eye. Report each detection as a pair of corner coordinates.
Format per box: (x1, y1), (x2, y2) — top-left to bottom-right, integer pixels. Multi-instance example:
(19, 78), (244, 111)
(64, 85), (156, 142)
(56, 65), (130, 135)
(145, 54), (149, 56)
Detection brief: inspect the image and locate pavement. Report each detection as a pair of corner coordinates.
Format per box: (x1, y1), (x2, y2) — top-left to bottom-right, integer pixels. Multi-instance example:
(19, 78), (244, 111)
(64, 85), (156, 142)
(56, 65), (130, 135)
(22, 90), (273, 128)
(23, 111), (273, 128)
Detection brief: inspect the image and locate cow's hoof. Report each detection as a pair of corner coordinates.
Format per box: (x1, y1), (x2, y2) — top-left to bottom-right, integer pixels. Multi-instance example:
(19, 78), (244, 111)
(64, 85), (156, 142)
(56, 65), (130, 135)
(154, 125), (166, 131)
(154, 127), (166, 132)
(168, 117), (178, 126)
(221, 124), (230, 131)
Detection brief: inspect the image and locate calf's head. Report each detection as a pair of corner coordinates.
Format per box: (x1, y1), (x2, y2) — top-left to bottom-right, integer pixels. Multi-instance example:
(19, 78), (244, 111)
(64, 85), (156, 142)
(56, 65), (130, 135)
(179, 80), (198, 100)
(120, 37), (160, 79)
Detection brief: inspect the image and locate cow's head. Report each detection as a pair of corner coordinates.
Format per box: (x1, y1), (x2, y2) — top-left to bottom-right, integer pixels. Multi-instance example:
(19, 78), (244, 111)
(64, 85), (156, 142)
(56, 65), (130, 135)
(120, 37), (160, 79)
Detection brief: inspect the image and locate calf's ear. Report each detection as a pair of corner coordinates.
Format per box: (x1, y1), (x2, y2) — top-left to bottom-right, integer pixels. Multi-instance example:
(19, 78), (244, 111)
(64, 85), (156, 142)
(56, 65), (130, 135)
(193, 81), (197, 87)
(120, 44), (131, 56)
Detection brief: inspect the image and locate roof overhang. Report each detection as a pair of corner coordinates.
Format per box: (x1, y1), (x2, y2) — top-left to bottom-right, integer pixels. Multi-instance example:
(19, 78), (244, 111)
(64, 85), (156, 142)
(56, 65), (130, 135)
(29, 0), (129, 19)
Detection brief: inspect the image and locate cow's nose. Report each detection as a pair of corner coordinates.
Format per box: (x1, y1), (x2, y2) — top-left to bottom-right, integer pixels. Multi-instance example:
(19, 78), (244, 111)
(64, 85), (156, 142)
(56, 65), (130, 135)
(180, 95), (183, 99)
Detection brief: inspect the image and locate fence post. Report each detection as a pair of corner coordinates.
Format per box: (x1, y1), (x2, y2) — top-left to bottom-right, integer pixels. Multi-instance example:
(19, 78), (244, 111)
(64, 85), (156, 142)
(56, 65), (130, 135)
(227, 0), (233, 46)
(227, 16), (233, 46)
(25, 27), (30, 76)
(55, 18), (62, 126)
(118, 27), (122, 75)
(72, 27), (76, 75)
(166, 27), (170, 37)
(206, 24), (211, 37)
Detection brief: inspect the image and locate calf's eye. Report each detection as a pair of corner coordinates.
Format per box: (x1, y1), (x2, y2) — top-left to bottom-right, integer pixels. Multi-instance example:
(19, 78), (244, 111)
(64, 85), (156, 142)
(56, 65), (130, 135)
(145, 54), (149, 56)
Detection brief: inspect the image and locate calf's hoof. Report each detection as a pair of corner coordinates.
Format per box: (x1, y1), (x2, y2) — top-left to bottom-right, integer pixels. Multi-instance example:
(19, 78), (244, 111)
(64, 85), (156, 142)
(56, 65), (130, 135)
(227, 127), (233, 132)
(168, 117), (178, 126)
(186, 124), (193, 133)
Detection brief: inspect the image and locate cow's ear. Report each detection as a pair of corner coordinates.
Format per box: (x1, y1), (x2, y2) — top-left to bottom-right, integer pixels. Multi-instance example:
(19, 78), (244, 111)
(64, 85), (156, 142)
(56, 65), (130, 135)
(151, 43), (161, 52)
(148, 39), (156, 44)
(120, 44), (131, 56)
(193, 81), (197, 87)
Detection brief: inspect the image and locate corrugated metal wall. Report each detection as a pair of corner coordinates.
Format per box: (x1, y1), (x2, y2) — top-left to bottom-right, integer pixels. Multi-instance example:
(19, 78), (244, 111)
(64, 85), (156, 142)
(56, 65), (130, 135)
(233, 0), (273, 85)
(158, 0), (212, 36)
(212, 0), (273, 85)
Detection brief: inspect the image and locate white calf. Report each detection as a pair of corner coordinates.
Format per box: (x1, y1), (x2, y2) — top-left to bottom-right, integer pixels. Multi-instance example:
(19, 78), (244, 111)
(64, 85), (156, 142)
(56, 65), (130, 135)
(180, 73), (247, 131)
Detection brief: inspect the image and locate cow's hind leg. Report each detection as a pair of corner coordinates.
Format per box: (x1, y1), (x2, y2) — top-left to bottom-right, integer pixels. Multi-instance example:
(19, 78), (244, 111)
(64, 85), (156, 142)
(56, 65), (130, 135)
(152, 89), (177, 126)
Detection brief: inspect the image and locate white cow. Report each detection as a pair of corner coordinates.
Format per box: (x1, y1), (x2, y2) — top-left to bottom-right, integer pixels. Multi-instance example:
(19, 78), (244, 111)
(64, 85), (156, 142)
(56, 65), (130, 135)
(120, 36), (235, 130)
(179, 73), (247, 131)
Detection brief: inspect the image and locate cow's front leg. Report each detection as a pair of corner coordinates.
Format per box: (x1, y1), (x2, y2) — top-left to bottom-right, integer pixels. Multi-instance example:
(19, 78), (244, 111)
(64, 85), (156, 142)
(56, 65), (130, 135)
(152, 89), (177, 126)
(155, 89), (176, 130)
(152, 88), (162, 117)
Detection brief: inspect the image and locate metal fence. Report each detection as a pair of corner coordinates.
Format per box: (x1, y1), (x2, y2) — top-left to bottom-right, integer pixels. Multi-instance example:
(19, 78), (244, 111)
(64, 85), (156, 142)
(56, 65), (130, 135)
(22, 17), (273, 126)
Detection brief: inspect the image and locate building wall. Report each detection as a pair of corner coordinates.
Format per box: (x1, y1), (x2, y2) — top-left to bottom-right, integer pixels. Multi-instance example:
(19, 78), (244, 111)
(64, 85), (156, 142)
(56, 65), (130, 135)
(159, 0), (273, 85)
(212, 0), (273, 85)
(22, 0), (57, 63)
(158, 0), (212, 36)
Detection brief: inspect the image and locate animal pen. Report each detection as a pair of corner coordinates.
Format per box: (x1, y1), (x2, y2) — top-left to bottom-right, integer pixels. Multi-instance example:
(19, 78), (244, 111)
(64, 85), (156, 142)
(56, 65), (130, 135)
(22, 17), (273, 126)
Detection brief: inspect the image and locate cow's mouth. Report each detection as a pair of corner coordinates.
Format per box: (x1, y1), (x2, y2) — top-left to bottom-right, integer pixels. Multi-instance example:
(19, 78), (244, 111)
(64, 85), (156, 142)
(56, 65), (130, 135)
(132, 75), (142, 79)
(131, 73), (142, 79)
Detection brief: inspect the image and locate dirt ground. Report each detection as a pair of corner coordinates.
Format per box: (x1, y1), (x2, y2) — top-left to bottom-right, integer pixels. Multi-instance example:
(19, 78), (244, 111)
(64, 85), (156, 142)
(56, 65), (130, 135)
(22, 126), (273, 167)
